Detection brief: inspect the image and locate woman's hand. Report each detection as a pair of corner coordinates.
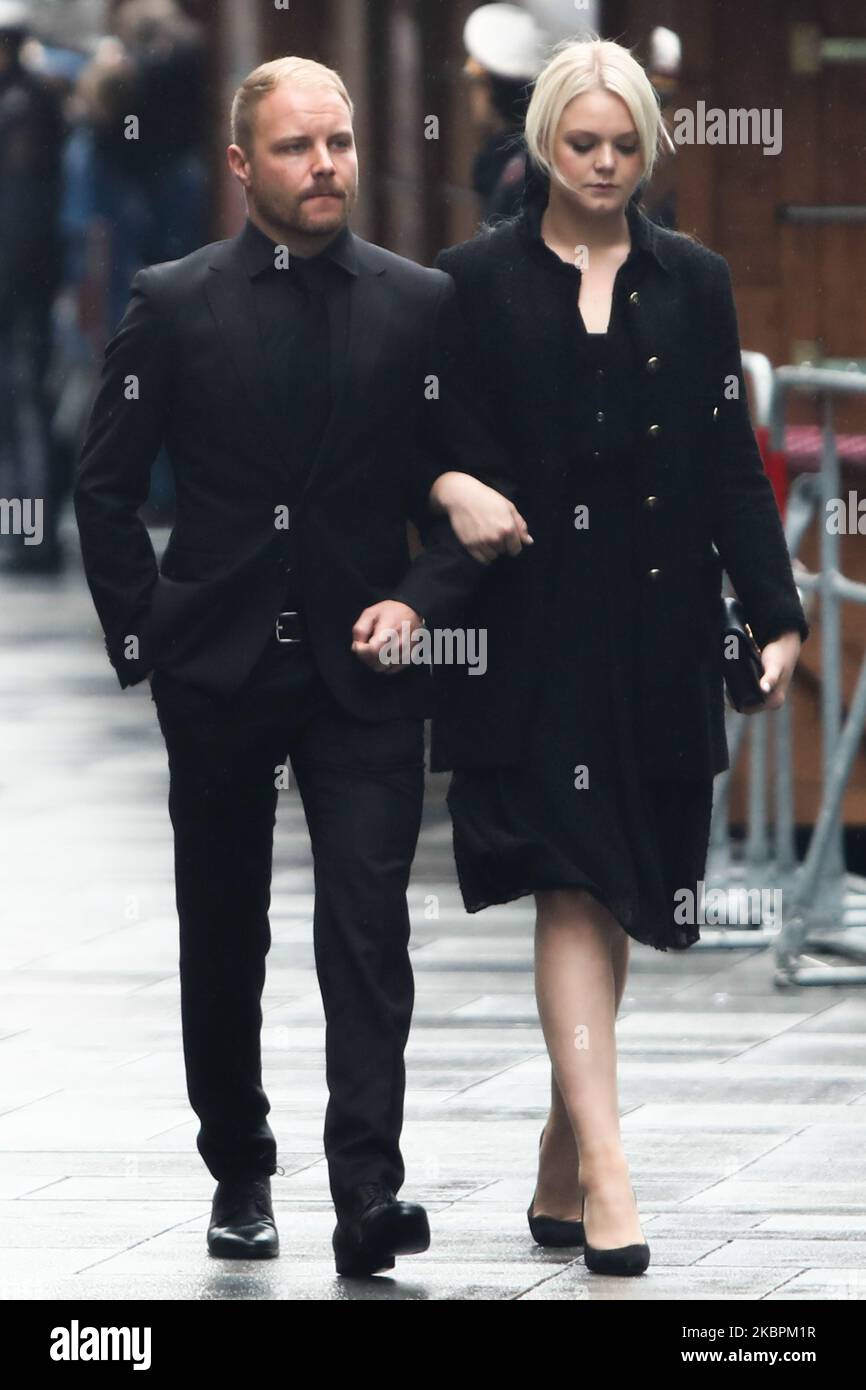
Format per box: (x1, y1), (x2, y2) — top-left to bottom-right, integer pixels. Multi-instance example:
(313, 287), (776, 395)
(743, 631), (802, 714)
(428, 471), (533, 564)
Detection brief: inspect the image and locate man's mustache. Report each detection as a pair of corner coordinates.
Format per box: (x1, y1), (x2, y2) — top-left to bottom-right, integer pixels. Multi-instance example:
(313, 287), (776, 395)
(302, 188), (347, 200)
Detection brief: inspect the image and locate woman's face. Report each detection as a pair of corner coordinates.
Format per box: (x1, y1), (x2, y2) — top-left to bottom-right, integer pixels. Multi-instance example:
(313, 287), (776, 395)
(548, 87), (644, 217)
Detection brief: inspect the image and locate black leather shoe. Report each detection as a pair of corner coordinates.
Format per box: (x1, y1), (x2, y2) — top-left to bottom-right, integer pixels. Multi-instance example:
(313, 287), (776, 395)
(527, 1126), (585, 1247)
(333, 1182), (430, 1276)
(207, 1175), (279, 1259)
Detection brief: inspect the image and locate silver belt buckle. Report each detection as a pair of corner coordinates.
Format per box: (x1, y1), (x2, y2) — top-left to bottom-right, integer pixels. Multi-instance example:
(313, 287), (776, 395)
(275, 610), (302, 644)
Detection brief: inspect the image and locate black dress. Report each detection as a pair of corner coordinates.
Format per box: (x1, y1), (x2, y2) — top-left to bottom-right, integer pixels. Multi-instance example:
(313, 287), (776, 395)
(446, 268), (714, 952)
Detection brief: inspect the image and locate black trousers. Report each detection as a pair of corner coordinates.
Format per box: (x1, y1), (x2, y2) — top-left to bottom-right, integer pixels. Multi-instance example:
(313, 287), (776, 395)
(150, 627), (425, 1215)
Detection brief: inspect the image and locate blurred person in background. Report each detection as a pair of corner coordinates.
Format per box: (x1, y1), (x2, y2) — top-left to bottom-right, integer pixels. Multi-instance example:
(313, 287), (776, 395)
(0, 0), (64, 573)
(67, 0), (207, 523)
(462, 2), (544, 225)
(641, 24), (681, 231)
(74, 0), (207, 333)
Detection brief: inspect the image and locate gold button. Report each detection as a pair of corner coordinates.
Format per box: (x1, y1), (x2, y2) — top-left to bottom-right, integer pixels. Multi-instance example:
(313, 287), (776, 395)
(647, 567), (662, 581)
(643, 495), (659, 509)
(629, 291), (640, 305)
(646, 356), (660, 372)
(647, 423), (661, 438)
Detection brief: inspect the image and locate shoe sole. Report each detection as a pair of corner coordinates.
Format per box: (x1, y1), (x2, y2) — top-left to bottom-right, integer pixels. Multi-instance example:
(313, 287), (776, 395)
(333, 1207), (430, 1276)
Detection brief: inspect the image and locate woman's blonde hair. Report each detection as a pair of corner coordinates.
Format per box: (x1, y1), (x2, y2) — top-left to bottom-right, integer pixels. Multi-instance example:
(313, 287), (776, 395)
(525, 33), (674, 189)
(231, 56), (354, 152)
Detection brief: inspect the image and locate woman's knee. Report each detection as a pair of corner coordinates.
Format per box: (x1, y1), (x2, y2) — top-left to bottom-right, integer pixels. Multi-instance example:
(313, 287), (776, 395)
(535, 887), (614, 933)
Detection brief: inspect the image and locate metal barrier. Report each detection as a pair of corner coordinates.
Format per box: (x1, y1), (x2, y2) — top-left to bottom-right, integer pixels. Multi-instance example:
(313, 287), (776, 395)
(703, 356), (866, 984)
(704, 352), (794, 949)
(770, 366), (866, 984)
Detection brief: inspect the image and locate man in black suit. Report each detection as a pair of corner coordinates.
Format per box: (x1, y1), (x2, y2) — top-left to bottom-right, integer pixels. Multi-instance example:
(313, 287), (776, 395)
(73, 54), (525, 1276)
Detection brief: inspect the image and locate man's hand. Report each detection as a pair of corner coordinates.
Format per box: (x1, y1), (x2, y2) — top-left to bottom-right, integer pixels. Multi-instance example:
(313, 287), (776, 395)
(428, 471), (532, 564)
(740, 631), (801, 714)
(352, 601), (424, 674)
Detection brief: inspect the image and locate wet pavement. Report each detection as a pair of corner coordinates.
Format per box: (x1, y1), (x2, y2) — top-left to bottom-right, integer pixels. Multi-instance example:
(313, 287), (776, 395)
(0, 531), (865, 1301)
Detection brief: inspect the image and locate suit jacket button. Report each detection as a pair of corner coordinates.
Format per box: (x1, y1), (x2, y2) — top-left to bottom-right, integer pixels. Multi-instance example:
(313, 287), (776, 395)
(629, 290), (640, 305)
(643, 494), (659, 509)
(712, 405), (720, 421)
(647, 567), (662, 581)
(596, 410), (605, 423)
(646, 355), (660, 372)
(647, 423), (661, 438)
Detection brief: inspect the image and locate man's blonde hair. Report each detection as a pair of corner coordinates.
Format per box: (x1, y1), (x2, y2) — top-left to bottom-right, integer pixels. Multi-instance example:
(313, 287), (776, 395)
(525, 34), (674, 186)
(231, 56), (354, 152)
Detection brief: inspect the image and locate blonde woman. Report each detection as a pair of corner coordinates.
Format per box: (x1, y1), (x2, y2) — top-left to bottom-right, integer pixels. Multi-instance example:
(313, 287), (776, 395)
(429, 35), (807, 1275)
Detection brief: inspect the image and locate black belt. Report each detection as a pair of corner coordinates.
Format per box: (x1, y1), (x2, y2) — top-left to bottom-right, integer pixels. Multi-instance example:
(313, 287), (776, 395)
(275, 610), (306, 644)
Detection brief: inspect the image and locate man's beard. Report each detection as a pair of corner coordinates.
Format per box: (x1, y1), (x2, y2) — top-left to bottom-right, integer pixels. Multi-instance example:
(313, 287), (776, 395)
(252, 184), (355, 241)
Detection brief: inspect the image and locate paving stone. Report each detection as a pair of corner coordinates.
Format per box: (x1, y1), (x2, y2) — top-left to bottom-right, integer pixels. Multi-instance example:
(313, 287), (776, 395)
(0, 545), (864, 1301)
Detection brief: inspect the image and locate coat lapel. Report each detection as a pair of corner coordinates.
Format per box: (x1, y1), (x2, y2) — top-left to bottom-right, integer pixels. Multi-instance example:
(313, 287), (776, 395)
(618, 264), (689, 415)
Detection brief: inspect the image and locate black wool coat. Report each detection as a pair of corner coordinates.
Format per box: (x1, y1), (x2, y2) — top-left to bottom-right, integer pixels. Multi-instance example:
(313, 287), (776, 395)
(427, 180), (809, 779)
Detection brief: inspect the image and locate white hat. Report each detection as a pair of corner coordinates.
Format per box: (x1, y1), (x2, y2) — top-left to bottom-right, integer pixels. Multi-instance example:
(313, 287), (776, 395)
(464, 3), (545, 81)
(648, 26), (682, 77)
(524, 0), (599, 45)
(0, 1), (30, 31)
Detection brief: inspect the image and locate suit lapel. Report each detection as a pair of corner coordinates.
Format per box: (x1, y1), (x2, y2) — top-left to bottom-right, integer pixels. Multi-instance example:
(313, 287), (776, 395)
(205, 238), (294, 491)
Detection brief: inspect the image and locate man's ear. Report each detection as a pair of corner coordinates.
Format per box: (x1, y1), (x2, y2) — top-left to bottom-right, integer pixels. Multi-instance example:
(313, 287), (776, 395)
(227, 144), (251, 187)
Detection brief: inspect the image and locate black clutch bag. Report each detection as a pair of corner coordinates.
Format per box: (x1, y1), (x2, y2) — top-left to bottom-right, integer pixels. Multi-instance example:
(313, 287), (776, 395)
(720, 597), (766, 712)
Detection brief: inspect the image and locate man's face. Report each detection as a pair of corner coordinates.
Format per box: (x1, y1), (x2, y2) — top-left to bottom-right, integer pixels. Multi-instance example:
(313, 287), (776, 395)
(230, 84), (358, 240)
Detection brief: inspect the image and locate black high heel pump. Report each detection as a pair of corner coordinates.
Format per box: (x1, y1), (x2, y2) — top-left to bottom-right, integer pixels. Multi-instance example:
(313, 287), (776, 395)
(527, 1126), (585, 1247)
(581, 1184), (650, 1276)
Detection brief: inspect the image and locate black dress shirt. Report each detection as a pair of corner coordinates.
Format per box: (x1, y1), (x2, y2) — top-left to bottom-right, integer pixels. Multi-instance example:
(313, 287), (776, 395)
(238, 215), (358, 488)
(238, 216), (358, 612)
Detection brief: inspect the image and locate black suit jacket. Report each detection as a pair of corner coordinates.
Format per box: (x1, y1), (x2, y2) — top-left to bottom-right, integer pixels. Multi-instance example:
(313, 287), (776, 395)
(427, 190), (809, 777)
(73, 226), (501, 721)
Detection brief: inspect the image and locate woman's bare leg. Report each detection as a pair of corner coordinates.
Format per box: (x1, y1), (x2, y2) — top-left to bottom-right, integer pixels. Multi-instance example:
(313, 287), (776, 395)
(535, 916), (629, 1216)
(532, 888), (644, 1247)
